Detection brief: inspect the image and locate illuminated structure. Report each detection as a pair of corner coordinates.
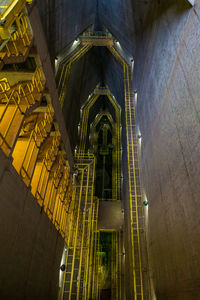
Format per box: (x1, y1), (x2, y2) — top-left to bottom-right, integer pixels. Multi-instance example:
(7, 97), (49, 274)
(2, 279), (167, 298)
(0, 1), (199, 300)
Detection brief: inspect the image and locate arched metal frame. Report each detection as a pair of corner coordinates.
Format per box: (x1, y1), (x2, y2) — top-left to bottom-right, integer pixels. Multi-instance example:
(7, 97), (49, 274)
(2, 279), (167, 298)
(57, 30), (149, 300)
(89, 108), (121, 201)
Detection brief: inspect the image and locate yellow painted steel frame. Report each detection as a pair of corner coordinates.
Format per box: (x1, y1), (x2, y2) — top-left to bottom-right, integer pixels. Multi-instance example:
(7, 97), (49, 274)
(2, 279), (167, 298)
(86, 198), (99, 298)
(90, 110), (121, 200)
(59, 180), (73, 238)
(12, 106), (53, 186)
(44, 151), (66, 217)
(31, 130), (72, 236)
(0, 67), (45, 156)
(53, 164), (70, 226)
(0, 16), (74, 248)
(57, 45), (92, 108)
(107, 94), (121, 201)
(32, 133), (61, 205)
(85, 202), (96, 297)
(5, 11), (32, 55)
(81, 31), (112, 38)
(0, 24), (148, 298)
(61, 155), (96, 300)
(82, 184), (98, 300)
(0, 1), (30, 40)
(107, 45), (145, 299)
(91, 203), (99, 299)
(78, 89), (121, 201)
(78, 94), (99, 153)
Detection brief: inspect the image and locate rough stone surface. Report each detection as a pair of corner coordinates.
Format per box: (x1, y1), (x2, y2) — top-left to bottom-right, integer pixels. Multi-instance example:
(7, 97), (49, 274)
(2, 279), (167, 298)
(135, 1), (200, 299)
(0, 150), (64, 300)
(36, 0), (96, 59)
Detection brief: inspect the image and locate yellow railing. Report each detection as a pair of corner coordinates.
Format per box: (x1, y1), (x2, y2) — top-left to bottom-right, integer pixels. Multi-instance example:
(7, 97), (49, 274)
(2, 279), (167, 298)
(32, 134), (61, 206)
(0, 84), (73, 239)
(0, 5), (74, 251)
(0, 0), (32, 40)
(78, 89), (121, 201)
(53, 166), (70, 227)
(57, 44), (91, 108)
(59, 179), (73, 238)
(107, 45), (149, 298)
(123, 62), (144, 300)
(30, 129), (73, 237)
(44, 151), (66, 218)
(12, 105), (53, 185)
(80, 31), (112, 38)
(4, 11), (32, 57)
(0, 66), (45, 155)
(61, 156), (96, 300)
(0, 78), (24, 153)
(0, 0), (24, 17)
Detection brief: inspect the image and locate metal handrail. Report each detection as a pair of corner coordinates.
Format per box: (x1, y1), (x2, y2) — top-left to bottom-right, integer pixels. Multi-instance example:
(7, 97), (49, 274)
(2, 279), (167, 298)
(34, 134), (60, 205)
(19, 106), (53, 185)
(80, 31), (113, 39)
(0, 67), (45, 155)
(0, 0), (19, 16)
(0, 0), (32, 40)
(1, 11), (32, 56)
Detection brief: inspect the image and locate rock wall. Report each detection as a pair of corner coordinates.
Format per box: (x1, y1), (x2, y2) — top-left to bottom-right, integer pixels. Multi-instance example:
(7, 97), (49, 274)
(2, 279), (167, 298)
(134, 1), (200, 299)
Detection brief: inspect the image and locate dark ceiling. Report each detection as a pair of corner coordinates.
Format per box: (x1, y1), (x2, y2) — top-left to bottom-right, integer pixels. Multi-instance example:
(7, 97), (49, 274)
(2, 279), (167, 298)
(36, 0), (191, 150)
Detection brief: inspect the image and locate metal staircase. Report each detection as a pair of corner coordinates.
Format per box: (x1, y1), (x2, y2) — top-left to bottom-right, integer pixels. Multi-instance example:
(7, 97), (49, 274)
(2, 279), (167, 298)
(62, 155), (96, 300)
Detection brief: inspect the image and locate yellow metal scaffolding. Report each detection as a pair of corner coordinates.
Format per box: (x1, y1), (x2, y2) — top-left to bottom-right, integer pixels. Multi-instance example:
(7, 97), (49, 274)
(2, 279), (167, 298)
(78, 89), (121, 201)
(0, 0), (32, 40)
(0, 13), (150, 297)
(0, 3), (74, 244)
(57, 45), (92, 108)
(108, 45), (148, 299)
(0, 66), (45, 155)
(0, 11), (33, 60)
(62, 155), (97, 300)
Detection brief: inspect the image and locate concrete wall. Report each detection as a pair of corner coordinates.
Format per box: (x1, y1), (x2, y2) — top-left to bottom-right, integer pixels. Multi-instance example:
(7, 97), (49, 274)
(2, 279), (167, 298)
(99, 0), (137, 55)
(134, 1), (200, 299)
(29, 4), (73, 167)
(0, 149), (64, 300)
(36, 0), (96, 59)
